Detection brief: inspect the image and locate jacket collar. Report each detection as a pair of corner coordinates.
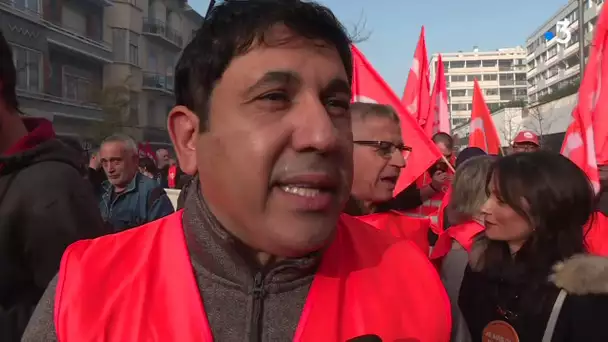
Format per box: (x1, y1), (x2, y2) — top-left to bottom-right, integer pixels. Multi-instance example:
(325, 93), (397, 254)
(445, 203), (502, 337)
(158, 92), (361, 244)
(181, 179), (321, 290)
(550, 254), (608, 295)
(102, 172), (140, 197)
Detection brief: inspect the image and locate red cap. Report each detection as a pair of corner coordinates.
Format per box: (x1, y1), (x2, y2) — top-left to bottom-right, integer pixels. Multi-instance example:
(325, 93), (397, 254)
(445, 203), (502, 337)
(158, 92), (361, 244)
(513, 130), (539, 146)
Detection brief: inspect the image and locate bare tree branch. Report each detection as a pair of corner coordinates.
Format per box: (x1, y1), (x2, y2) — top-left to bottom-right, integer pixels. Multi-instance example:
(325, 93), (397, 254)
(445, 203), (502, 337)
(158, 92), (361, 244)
(349, 9), (372, 43)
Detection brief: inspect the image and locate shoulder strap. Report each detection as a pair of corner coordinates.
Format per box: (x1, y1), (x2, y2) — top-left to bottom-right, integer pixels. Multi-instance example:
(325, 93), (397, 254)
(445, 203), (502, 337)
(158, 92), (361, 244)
(541, 289), (567, 342)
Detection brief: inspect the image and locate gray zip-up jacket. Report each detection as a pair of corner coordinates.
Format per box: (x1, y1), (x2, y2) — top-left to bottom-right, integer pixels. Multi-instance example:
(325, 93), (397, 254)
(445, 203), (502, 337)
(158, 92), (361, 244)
(22, 181), (318, 341)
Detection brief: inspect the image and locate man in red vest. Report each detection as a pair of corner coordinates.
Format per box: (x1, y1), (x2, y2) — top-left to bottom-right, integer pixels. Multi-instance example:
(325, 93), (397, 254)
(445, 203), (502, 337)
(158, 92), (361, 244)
(22, 1), (450, 341)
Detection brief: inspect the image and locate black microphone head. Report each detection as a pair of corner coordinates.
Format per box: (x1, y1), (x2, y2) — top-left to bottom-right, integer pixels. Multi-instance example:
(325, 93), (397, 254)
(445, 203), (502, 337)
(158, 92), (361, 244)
(346, 334), (382, 342)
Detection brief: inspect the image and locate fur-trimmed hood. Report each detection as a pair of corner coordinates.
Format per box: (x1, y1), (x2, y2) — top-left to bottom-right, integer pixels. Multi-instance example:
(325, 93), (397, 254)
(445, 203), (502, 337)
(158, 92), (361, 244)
(550, 254), (608, 295)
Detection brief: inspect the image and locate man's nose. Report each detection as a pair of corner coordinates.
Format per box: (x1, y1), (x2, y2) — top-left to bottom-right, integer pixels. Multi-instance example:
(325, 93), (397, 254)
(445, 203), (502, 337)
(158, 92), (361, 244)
(290, 98), (339, 153)
(389, 149), (406, 168)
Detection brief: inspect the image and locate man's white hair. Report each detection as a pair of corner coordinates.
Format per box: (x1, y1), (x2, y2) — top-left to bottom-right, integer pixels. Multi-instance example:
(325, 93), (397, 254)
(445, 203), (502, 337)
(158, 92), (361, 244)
(101, 133), (138, 156)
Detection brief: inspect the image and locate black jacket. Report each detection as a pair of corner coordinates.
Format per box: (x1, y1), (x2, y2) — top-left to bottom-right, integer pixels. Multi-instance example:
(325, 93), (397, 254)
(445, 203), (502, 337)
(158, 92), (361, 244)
(0, 134), (108, 340)
(459, 253), (608, 342)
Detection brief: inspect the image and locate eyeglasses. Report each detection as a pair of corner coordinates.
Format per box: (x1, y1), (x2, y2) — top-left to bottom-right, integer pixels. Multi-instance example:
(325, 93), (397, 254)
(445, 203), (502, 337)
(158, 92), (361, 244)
(353, 140), (412, 159)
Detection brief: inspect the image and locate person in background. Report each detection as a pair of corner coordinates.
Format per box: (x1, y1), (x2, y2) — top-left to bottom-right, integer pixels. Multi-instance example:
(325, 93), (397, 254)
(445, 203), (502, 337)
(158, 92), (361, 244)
(22, 1), (450, 340)
(156, 148), (170, 169)
(433, 132), (456, 163)
(345, 102), (408, 215)
(87, 148), (106, 197)
(138, 156), (160, 182)
(510, 130), (541, 154)
(0, 29), (108, 341)
(98, 134), (174, 232)
(431, 154), (494, 342)
(457, 151), (608, 342)
(585, 163), (608, 255)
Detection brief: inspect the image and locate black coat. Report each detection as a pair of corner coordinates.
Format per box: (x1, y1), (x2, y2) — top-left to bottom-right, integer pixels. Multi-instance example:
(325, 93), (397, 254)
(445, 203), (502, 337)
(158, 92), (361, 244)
(459, 254), (608, 342)
(0, 138), (109, 340)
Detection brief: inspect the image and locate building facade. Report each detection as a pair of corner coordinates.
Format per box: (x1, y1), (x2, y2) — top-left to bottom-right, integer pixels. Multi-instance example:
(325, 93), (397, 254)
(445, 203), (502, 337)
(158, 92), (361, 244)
(0, 0), (202, 145)
(430, 47), (528, 128)
(526, 0), (604, 104)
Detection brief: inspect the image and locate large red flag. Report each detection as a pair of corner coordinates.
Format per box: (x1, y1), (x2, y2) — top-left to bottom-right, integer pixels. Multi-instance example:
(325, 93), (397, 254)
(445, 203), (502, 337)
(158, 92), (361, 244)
(401, 26), (431, 125)
(351, 45), (442, 194)
(468, 79), (501, 154)
(561, 0), (608, 191)
(426, 54), (451, 136)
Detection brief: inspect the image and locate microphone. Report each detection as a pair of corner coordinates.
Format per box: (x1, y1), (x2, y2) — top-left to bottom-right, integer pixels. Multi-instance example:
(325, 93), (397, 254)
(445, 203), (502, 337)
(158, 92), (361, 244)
(346, 335), (382, 342)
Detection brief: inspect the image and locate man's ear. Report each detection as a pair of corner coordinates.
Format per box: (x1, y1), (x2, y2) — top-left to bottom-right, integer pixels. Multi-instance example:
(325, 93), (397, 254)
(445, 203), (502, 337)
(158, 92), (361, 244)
(168, 105), (200, 175)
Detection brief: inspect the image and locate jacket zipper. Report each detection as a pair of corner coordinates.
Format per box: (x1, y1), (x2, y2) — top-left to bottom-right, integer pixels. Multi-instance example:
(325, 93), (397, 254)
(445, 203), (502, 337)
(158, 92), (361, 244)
(250, 271), (266, 342)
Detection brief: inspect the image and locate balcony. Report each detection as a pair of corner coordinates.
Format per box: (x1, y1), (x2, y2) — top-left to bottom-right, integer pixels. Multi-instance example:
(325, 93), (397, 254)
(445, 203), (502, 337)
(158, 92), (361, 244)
(0, 0), (42, 20)
(42, 9), (112, 62)
(16, 89), (104, 121)
(142, 18), (183, 48)
(142, 72), (174, 94)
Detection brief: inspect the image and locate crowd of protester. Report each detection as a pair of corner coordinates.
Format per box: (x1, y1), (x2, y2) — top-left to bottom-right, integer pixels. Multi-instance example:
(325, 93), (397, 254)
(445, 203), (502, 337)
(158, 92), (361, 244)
(1, 0), (608, 341)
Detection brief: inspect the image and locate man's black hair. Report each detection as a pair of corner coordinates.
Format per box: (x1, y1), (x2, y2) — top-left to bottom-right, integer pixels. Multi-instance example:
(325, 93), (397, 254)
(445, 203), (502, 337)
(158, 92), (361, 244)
(174, 0), (353, 131)
(0, 29), (19, 112)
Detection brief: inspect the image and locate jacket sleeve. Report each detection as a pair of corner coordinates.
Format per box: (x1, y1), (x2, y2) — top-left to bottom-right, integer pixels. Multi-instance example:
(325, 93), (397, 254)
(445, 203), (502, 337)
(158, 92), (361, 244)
(146, 186), (175, 221)
(21, 275), (59, 342)
(1, 164), (109, 339)
(23, 168), (109, 289)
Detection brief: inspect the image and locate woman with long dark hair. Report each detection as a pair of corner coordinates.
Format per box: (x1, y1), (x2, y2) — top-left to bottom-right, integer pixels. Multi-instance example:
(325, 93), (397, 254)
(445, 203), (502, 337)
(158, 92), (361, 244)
(457, 151), (608, 342)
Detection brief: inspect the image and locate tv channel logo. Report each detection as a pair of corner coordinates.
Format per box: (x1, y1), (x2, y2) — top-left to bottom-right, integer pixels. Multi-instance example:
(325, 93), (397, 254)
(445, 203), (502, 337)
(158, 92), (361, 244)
(545, 19), (572, 45)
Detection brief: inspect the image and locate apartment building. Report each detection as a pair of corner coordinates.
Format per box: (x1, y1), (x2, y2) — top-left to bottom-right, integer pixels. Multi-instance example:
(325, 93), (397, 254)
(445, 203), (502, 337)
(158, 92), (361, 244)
(526, 0), (603, 104)
(105, 0), (202, 144)
(430, 47), (528, 128)
(0, 0), (202, 145)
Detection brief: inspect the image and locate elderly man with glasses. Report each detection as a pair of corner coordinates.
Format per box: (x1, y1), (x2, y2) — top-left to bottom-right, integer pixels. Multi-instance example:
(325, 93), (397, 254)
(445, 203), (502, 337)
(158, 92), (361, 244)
(345, 102), (414, 215)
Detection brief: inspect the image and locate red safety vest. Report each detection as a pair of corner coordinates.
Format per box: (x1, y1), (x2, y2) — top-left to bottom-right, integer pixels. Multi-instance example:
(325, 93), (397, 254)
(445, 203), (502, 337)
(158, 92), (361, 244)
(430, 220), (485, 261)
(406, 156), (455, 225)
(168, 165), (177, 188)
(585, 212), (608, 256)
(55, 212), (451, 342)
(357, 210), (432, 255)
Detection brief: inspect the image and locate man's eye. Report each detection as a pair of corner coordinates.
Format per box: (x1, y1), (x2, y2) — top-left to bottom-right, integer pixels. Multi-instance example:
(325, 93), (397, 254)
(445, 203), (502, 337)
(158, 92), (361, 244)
(326, 99), (350, 110)
(259, 92), (289, 102)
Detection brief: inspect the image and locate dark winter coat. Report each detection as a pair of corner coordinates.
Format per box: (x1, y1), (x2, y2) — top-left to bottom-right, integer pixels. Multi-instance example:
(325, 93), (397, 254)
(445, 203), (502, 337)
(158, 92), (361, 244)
(0, 135), (108, 340)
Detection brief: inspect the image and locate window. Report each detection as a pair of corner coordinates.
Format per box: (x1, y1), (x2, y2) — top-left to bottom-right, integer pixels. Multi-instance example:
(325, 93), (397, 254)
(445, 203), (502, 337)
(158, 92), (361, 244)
(483, 74), (497, 81)
(547, 46), (558, 59)
(148, 99), (157, 125)
(450, 61), (465, 68)
(129, 31), (140, 65)
(467, 74), (482, 82)
(13, 0), (39, 13)
(482, 60), (497, 67)
(63, 73), (92, 103)
(451, 75), (466, 82)
(451, 89), (467, 97)
(11, 44), (42, 93)
(451, 103), (468, 111)
(466, 60), (481, 68)
(148, 49), (157, 71)
(485, 88), (499, 96)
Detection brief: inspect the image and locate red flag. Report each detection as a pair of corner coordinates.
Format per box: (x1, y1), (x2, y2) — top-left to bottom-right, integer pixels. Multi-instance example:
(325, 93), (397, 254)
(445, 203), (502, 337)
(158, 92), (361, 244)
(351, 45), (442, 194)
(426, 54), (451, 136)
(401, 26), (431, 124)
(138, 142), (157, 166)
(468, 79), (501, 154)
(561, 1), (608, 190)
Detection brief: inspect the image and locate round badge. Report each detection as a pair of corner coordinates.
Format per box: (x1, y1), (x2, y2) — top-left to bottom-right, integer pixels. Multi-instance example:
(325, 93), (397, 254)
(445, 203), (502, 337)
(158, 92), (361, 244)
(482, 320), (519, 342)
